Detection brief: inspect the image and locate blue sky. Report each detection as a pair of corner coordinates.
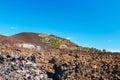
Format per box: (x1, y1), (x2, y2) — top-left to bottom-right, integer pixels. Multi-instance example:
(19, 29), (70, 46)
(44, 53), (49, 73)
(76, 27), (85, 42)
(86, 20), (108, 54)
(0, 0), (120, 52)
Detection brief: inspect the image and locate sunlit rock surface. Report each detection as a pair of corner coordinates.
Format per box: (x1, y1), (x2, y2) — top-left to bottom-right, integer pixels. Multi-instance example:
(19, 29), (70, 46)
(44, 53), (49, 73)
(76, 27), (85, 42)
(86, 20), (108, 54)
(0, 52), (49, 80)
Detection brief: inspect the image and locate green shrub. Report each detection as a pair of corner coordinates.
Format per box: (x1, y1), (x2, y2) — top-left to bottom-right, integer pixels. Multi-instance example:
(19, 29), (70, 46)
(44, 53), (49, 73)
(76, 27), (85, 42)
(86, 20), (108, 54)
(49, 38), (62, 48)
(42, 37), (62, 48)
(102, 49), (106, 53)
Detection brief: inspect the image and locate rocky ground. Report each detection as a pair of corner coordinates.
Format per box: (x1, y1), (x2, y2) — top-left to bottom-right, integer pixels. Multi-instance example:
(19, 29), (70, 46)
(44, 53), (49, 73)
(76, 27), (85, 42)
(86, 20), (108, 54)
(0, 45), (120, 80)
(0, 32), (120, 80)
(0, 52), (50, 80)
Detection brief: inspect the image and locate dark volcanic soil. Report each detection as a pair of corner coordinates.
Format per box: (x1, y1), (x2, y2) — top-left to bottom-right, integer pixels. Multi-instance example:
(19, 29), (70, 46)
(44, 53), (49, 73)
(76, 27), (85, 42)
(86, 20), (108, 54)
(10, 32), (43, 45)
(0, 32), (120, 80)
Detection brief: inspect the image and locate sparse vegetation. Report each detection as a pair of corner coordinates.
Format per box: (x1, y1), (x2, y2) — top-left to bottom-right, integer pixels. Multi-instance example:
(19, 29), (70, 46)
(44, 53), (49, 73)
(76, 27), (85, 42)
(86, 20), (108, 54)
(102, 49), (106, 53)
(76, 47), (107, 54)
(41, 36), (62, 48)
(38, 33), (48, 38)
(39, 33), (78, 49)
(48, 38), (62, 48)
(0, 32), (120, 80)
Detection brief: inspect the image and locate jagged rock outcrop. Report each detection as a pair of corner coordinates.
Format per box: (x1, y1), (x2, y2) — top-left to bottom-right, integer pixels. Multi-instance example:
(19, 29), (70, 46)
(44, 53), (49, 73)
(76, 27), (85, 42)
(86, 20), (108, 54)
(0, 52), (50, 80)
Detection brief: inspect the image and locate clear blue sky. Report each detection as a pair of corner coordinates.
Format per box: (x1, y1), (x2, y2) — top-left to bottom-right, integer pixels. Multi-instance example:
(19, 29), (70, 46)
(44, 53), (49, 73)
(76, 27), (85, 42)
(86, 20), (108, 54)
(0, 0), (120, 52)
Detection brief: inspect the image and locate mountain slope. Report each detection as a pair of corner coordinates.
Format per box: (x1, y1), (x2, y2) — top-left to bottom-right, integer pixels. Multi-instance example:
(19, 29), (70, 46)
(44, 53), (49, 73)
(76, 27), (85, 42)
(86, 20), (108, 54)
(0, 32), (120, 80)
(11, 32), (42, 45)
(10, 32), (79, 49)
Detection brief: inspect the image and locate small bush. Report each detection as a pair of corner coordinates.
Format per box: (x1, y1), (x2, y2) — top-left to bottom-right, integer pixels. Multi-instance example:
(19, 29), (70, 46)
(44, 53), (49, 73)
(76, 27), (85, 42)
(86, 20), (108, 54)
(42, 37), (62, 48)
(49, 38), (62, 48)
(102, 49), (106, 53)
